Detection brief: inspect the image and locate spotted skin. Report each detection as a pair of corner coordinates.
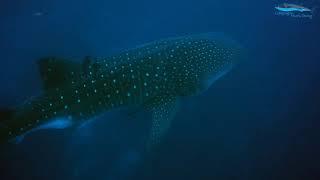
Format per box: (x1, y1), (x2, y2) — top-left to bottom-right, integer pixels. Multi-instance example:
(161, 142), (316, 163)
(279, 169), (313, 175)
(0, 33), (243, 146)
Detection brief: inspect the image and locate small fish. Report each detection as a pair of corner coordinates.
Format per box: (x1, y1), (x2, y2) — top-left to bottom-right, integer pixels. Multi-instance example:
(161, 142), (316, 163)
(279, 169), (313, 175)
(32, 11), (46, 16)
(275, 3), (312, 12)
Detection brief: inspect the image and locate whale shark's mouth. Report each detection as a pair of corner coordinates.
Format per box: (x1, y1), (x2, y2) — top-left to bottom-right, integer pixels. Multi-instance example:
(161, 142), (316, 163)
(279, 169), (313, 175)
(204, 64), (234, 90)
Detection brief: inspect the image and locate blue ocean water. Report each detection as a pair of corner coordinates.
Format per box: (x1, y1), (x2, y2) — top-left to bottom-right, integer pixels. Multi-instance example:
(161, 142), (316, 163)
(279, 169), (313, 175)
(0, 0), (319, 179)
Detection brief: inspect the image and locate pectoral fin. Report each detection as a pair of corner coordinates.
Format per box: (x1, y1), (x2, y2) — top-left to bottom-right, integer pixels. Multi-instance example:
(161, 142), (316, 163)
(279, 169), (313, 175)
(147, 96), (179, 149)
(10, 117), (73, 144)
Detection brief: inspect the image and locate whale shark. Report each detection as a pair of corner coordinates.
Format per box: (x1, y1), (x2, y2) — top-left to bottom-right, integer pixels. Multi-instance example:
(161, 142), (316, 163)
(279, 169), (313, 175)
(0, 33), (243, 148)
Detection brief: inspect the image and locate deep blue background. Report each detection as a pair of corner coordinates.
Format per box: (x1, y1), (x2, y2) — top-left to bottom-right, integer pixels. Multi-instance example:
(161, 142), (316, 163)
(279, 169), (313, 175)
(0, 0), (320, 179)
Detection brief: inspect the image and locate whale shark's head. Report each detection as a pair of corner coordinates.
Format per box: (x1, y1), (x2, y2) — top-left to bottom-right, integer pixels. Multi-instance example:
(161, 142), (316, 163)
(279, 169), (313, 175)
(167, 33), (244, 96)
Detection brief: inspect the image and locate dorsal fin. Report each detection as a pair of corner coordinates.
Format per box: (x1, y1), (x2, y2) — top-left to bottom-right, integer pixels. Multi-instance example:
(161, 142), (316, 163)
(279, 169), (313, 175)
(82, 56), (91, 77)
(37, 57), (81, 90)
(81, 56), (101, 78)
